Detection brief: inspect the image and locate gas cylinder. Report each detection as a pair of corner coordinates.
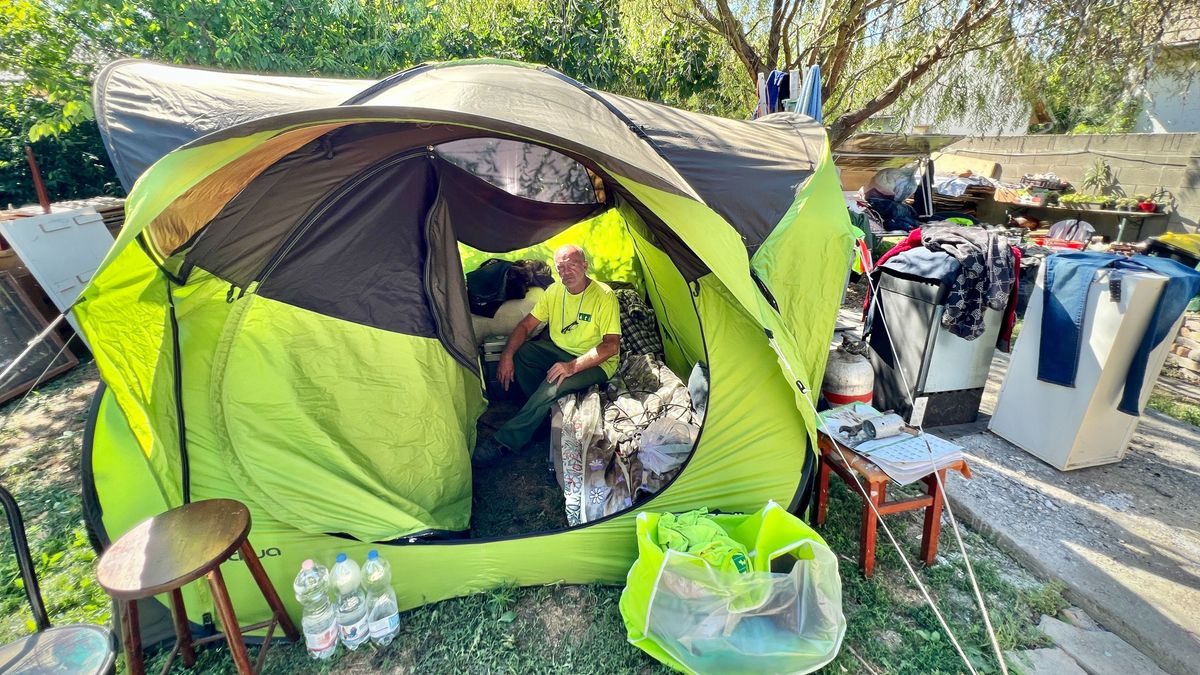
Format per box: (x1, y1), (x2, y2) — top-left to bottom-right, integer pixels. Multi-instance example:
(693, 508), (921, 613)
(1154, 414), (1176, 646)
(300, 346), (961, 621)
(821, 337), (874, 406)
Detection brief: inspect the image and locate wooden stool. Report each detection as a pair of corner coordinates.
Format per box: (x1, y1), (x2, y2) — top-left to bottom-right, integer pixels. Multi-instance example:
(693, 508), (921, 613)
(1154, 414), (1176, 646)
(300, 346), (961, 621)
(814, 431), (971, 577)
(96, 499), (299, 674)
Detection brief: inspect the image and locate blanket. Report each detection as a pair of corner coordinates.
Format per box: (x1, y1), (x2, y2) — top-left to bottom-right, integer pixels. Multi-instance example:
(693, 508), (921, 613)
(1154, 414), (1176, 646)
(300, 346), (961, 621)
(554, 354), (699, 525)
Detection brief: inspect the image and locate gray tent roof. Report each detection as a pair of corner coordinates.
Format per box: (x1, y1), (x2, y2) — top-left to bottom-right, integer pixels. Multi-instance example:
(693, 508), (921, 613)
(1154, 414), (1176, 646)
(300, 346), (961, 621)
(94, 59), (827, 250)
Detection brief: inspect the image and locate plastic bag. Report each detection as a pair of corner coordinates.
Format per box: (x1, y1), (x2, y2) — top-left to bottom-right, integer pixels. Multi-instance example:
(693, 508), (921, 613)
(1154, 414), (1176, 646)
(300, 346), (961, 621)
(620, 503), (846, 674)
(639, 417), (697, 475)
(688, 361), (709, 421)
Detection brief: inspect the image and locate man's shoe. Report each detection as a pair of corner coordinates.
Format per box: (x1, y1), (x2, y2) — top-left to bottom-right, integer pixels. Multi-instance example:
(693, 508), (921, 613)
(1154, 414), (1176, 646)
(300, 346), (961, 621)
(472, 436), (510, 467)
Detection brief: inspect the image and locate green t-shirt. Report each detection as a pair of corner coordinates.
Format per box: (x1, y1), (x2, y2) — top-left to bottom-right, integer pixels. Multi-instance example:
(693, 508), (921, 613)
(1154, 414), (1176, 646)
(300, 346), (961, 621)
(530, 279), (621, 377)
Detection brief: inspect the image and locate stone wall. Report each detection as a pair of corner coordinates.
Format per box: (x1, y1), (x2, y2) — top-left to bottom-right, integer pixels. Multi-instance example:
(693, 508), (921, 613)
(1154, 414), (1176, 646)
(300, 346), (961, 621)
(942, 133), (1200, 236)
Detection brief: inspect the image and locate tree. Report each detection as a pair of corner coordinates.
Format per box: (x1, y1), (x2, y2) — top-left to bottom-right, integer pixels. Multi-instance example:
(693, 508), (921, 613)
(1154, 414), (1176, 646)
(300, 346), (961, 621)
(664, 0), (1185, 144)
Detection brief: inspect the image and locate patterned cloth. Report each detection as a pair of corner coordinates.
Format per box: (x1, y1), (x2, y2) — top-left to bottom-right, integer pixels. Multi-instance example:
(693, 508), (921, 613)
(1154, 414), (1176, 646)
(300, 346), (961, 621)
(554, 354), (698, 526)
(922, 225), (1015, 341)
(615, 288), (663, 363)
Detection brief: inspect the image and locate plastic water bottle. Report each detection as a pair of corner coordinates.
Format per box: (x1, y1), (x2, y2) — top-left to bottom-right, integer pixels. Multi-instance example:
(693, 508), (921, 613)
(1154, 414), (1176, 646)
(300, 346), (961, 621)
(330, 553), (370, 650)
(361, 550), (401, 646)
(292, 560), (337, 660)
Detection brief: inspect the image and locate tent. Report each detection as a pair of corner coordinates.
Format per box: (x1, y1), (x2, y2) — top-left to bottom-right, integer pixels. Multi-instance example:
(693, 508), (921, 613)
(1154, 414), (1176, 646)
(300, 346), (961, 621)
(78, 59), (855, 632)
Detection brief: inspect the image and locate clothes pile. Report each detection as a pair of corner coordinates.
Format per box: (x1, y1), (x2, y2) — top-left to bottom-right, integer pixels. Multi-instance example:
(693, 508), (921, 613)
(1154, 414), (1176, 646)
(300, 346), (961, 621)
(872, 223), (1021, 350)
(613, 287), (664, 363)
(656, 509), (749, 574)
(932, 173), (995, 198)
(921, 224), (1016, 341)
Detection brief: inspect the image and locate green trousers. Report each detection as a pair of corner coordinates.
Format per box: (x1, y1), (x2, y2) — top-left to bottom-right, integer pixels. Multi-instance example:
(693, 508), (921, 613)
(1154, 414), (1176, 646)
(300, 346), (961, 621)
(494, 339), (608, 450)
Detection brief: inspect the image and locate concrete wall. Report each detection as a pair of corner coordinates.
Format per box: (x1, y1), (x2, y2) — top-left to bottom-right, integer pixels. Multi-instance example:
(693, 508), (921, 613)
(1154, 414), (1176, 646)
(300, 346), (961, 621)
(942, 133), (1200, 236)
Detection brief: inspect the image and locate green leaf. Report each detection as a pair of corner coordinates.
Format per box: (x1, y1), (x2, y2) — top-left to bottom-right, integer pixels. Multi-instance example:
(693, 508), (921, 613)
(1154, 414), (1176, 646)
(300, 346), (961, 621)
(497, 610), (516, 623)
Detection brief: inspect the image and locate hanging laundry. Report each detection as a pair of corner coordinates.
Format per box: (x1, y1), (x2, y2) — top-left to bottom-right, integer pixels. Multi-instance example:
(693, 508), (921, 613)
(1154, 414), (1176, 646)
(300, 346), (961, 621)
(765, 70), (790, 113)
(1037, 252), (1200, 415)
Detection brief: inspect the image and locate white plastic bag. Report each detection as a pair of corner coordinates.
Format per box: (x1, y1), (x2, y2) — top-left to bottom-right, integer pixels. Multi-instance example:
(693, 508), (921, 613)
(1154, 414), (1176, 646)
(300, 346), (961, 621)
(639, 416), (697, 475)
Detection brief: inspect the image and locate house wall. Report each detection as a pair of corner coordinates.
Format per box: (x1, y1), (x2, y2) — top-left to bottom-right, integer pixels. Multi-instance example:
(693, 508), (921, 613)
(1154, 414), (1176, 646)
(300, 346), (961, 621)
(1135, 68), (1200, 133)
(942, 133), (1200, 235)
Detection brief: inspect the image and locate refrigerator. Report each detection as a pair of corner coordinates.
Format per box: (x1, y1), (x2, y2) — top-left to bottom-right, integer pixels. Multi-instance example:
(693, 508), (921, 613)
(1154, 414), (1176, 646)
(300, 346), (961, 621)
(868, 267), (1002, 427)
(989, 265), (1182, 470)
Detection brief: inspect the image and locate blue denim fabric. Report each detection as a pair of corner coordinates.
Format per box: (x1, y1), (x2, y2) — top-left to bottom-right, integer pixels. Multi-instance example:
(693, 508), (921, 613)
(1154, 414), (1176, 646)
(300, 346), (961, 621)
(1038, 252), (1200, 415)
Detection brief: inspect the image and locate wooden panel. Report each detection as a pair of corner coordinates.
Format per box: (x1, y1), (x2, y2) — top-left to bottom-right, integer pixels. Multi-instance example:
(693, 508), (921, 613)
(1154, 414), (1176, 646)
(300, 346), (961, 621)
(931, 152), (1001, 179)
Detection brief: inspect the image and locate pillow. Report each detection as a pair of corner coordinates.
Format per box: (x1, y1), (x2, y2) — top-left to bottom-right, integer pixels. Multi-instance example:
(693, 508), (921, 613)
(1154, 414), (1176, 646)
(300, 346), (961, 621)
(471, 287), (545, 346)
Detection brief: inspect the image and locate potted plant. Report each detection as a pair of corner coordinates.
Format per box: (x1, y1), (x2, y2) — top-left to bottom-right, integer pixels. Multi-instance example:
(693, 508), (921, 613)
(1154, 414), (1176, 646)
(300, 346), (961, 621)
(1135, 193), (1157, 213)
(1116, 197), (1138, 211)
(1081, 160), (1119, 195)
(1059, 193), (1082, 207)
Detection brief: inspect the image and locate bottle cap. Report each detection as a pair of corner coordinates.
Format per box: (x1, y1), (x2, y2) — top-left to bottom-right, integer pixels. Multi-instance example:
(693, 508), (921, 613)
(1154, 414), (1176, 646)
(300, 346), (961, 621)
(301, 559), (314, 570)
(368, 550), (379, 560)
(336, 553), (347, 563)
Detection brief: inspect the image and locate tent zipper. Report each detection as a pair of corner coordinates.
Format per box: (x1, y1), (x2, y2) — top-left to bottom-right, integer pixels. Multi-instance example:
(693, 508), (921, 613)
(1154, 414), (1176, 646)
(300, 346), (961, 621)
(252, 148), (426, 289)
(750, 269), (780, 312)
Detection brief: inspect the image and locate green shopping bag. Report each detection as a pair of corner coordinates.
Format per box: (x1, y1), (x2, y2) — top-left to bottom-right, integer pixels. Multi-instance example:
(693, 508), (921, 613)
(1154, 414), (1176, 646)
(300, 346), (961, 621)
(619, 502), (846, 674)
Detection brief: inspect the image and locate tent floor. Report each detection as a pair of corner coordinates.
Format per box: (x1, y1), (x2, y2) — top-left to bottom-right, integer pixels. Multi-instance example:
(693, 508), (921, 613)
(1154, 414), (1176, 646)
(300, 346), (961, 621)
(470, 398), (569, 539)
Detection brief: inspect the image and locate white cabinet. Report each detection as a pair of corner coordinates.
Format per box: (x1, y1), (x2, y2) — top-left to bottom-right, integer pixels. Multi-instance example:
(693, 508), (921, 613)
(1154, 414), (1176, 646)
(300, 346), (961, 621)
(989, 266), (1181, 470)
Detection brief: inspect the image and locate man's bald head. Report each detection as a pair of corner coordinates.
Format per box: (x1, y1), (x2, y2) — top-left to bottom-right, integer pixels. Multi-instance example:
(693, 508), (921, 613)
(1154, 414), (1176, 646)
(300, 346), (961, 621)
(555, 245), (587, 265)
(553, 245), (590, 293)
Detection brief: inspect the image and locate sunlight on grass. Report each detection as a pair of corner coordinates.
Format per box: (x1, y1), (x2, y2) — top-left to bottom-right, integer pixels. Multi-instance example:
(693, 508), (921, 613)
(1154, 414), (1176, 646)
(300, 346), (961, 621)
(0, 364), (1065, 674)
(1147, 393), (1200, 428)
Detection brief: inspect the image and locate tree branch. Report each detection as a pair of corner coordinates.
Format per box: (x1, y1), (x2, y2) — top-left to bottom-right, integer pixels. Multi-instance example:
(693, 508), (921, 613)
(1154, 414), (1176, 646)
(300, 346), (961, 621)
(827, 0), (1006, 145)
(704, 0), (766, 83)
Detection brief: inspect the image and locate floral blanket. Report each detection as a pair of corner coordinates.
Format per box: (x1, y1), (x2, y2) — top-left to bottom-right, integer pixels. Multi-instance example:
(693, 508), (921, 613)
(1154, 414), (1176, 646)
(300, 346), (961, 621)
(552, 354), (700, 526)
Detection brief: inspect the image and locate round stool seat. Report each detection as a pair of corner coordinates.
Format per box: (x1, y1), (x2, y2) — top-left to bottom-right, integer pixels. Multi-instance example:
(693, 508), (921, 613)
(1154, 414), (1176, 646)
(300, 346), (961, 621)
(0, 625), (116, 674)
(97, 499), (250, 600)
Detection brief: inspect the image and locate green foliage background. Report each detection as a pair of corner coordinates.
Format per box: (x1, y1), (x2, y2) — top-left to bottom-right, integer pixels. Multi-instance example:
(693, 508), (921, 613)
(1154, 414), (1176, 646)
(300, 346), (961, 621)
(0, 0), (1183, 205)
(0, 0), (743, 205)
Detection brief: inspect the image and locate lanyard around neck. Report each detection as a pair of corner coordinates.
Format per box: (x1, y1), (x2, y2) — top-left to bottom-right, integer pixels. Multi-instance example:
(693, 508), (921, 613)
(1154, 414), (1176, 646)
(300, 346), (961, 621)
(561, 285), (586, 330)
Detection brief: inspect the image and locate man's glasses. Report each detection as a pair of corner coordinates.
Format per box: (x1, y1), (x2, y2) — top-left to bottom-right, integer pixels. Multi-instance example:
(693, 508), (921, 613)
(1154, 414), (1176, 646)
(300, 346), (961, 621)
(561, 320), (579, 334)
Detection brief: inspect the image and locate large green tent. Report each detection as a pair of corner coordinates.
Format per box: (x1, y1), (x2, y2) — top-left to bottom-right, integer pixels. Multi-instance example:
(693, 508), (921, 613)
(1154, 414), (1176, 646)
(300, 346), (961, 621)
(78, 59), (855, 634)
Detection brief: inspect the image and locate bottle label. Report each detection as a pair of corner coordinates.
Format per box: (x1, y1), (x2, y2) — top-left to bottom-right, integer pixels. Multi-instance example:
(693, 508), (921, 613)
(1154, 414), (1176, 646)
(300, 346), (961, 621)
(340, 615), (370, 648)
(369, 612), (400, 639)
(305, 625), (337, 654)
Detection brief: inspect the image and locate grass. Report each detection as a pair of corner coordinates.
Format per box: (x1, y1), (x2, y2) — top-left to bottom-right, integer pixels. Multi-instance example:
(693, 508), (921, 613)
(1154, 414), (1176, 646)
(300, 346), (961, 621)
(1147, 392), (1200, 427)
(0, 364), (1067, 674)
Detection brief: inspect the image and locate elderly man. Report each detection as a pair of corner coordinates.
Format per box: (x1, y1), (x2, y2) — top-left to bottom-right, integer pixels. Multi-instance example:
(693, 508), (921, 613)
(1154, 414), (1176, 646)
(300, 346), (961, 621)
(476, 245), (620, 464)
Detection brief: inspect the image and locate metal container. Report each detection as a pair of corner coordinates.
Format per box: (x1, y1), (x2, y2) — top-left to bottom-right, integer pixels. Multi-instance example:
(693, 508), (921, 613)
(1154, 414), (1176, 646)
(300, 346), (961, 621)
(822, 339), (874, 406)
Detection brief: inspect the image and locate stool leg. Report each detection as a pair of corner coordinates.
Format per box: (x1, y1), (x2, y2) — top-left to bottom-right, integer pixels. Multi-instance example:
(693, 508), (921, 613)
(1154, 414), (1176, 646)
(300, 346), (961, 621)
(815, 458), (832, 526)
(860, 481), (886, 577)
(239, 540), (300, 642)
(170, 588), (196, 667)
(207, 567), (254, 675)
(921, 470), (946, 566)
(121, 600), (145, 675)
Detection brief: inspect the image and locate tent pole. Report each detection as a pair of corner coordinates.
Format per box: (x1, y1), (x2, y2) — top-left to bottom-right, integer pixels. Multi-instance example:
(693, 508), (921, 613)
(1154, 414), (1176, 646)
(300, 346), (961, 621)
(0, 314), (66, 389)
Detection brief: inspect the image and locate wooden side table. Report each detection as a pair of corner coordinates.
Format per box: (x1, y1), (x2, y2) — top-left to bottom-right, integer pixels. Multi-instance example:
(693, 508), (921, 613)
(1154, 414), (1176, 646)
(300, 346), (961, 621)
(96, 499), (299, 675)
(814, 431), (971, 577)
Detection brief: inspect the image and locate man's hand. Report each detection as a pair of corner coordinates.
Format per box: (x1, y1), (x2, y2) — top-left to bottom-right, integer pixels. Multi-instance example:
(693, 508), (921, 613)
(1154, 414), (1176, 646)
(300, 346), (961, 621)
(498, 353), (516, 390)
(546, 361), (578, 385)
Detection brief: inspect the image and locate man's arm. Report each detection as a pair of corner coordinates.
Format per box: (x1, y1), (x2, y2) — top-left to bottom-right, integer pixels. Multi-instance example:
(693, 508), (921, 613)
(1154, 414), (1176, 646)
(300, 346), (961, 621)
(497, 313), (541, 390)
(546, 333), (619, 385)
